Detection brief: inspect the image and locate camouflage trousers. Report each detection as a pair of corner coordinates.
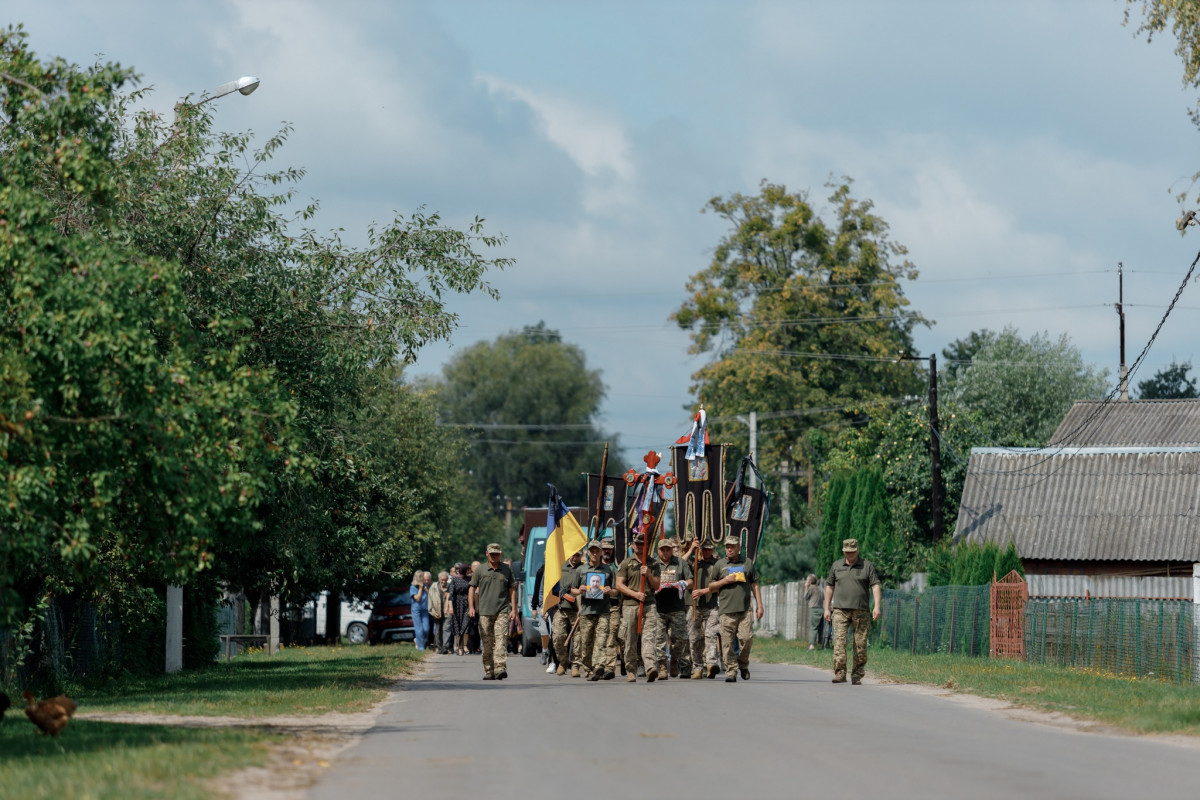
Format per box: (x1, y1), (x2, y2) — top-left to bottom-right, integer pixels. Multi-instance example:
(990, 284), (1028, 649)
(689, 605), (720, 670)
(607, 605), (621, 667)
(644, 607), (690, 675)
(576, 613), (611, 676)
(832, 608), (871, 680)
(478, 613), (509, 676)
(620, 604), (644, 673)
(551, 607), (578, 669)
(719, 610), (754, 674)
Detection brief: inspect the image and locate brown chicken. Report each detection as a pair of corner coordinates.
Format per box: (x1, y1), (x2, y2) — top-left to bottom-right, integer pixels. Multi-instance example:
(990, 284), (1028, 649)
(22, 691), (77, 737)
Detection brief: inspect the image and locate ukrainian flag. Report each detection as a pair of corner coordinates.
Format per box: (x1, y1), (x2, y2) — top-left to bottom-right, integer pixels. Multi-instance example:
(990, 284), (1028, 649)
(542, 483), (587, 611)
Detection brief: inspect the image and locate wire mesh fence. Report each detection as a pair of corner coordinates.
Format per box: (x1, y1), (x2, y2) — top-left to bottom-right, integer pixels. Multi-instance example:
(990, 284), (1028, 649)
(1024, 597), (1195, 683)
(876, 586), (992, 656)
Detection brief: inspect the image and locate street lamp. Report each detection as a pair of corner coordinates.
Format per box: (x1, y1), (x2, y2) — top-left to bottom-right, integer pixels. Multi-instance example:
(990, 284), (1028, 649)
(166, 75), (259, 675)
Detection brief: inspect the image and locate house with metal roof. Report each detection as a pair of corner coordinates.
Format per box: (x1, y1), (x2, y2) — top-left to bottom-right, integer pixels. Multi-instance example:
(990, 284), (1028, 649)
(954, 399), (1200, 599)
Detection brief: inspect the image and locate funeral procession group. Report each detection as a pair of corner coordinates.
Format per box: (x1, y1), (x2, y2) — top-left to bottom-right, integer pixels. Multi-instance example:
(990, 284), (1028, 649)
(466, 409), (776, 685)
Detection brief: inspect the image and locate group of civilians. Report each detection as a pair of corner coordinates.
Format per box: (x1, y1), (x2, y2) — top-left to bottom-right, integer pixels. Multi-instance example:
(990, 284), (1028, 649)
(405, 563), (478, 654)
(407, 557), (524, 655)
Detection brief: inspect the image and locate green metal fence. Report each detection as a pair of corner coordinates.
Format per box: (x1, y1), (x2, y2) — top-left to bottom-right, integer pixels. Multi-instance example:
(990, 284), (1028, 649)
(877, 586), (991, 656)
(1024, 597), (1195, 683)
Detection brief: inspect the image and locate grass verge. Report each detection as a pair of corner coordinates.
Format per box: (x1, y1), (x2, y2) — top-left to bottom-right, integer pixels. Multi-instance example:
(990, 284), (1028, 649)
(0, 642), (424, 798)
(755, 637), (1200, 736)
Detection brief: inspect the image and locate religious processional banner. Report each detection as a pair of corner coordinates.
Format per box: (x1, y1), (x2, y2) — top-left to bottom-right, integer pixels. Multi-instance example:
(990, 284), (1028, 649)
(671, 442), (726, 547)
(724, 481), (767, 562)
(586, 473), (629, 556)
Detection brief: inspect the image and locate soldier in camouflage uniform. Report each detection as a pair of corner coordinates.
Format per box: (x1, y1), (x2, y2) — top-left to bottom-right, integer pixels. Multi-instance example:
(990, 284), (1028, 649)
(568, 540), (617, 680)
(703, 534), (762, 683)
(824, 538), (882, 685)
(643, 538), (692, 682)
(468, 542), (517, 680)
(600, 539), (622, 676)
(551, 548), (584, 676)
(688, 540), (722, 679)
(614, 533), (649, 682)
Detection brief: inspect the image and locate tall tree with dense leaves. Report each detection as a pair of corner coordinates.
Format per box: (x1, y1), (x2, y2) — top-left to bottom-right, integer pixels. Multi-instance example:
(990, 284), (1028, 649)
(431, 322), (622, 512)
(672, 180), (928, 479)
(0, 29), (511, 633)
(1136, 360), (1198, 398)
(947, 327), (1109, 446)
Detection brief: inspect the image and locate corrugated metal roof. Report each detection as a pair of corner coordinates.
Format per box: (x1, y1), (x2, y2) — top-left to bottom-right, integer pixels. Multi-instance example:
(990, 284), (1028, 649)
(954, 448), (1200, 561)
(1049, 399), (1200, 446)
(1026, 574), (1192, 600)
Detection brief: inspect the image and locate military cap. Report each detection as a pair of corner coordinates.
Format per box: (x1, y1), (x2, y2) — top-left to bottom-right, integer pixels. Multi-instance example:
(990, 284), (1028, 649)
(842, 538), (859, 552)
(600, 539), (615, 549)
(586, 539), (602, 550)
(657, 537), (677, 549)
(486, 542), (502, 554)
(723, 534), (741, 546)
(700, 539), (717, 549)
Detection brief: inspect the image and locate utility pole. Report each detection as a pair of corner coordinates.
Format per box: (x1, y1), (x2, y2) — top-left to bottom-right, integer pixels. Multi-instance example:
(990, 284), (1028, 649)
(780, 459), (791, 529)
(734, 411), (758, 488)
(929, 353), (943, 541)
(900, 353), (943, 541)
(1116, 262), (1129, 401)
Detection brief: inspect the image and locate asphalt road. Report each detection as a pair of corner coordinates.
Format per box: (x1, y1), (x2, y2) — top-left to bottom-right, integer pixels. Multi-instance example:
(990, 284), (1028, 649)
(308, 650), (1198, 800)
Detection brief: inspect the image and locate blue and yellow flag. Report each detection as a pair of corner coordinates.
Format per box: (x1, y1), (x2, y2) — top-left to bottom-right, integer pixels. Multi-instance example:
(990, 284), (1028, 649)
(542, 484), (587, 612)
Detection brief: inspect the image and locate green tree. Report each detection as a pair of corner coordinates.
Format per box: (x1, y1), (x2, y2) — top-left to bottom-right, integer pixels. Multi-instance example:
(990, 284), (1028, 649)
(0, 31), (289, 626)
(817, 471), (850, 576)
(1136, 360), (1198, 398)
(993, 540), (1024, 581)
(672, 180), (928, 478)
(431, 322), (622, 511)
(0, 29), (511, 637)
(941, 330), (993, 382)
(947, 327), (1109, 446)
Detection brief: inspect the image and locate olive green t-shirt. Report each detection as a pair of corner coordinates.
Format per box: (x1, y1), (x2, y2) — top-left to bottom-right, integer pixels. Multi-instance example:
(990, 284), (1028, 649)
(615, 556), (646, 608)
(692, 557), (719, 610)
(555, 562), (581, 612)
(469, 562), (515, 616)
(712, 556), (757, 615)
(826, 558), (880, 611)
(570, 562), (617, 616)
(650, 556), (692, 614)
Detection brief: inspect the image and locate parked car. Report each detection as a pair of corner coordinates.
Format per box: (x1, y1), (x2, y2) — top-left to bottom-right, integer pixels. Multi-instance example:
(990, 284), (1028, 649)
(367, 586), (416, 645)
(312, 592), (373, 644)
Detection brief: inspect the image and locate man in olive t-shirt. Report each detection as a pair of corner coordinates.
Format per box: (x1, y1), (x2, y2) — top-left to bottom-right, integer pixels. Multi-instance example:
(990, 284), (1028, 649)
(551, 549), (583, 676)
(688, 540), (721, 679)
(643, 538), (692, 681)
(823, 537), (882, 685)
(702, 534), (763, 683)
(468, 542), (517, 681)
(568, 540), (617, 681)
(614, 533), (650, 682)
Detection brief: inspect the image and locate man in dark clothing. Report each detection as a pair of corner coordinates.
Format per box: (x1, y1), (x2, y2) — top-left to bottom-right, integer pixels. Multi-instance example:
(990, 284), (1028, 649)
(688, 540), (721, 678)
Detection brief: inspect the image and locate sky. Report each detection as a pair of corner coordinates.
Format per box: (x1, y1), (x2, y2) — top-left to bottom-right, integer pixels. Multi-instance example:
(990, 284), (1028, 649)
(8, 0), (1200, 464)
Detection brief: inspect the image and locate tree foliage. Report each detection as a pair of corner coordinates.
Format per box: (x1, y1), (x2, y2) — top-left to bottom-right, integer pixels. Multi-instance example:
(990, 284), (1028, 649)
(1125, 1), (1200, 201)
(430, 322), (622, 511)
(672, 180), (927, 478)
(1136, 359), (1198, 398)
(0, 29), (510, 632)
(947, 326), (1109, 446)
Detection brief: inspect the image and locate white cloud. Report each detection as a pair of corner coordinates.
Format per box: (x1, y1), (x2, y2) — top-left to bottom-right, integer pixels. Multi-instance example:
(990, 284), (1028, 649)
(480, 74), (636, 214)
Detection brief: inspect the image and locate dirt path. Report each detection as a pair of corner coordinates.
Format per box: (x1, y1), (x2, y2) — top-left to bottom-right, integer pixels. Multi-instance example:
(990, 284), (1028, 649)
(76, 680), (411, 800)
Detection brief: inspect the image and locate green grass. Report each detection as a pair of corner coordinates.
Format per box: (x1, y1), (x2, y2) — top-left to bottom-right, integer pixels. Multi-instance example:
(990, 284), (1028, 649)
(756, 637), (1200, 736)
(0, 642), (425, 798)
(72, 640), (425, 717)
